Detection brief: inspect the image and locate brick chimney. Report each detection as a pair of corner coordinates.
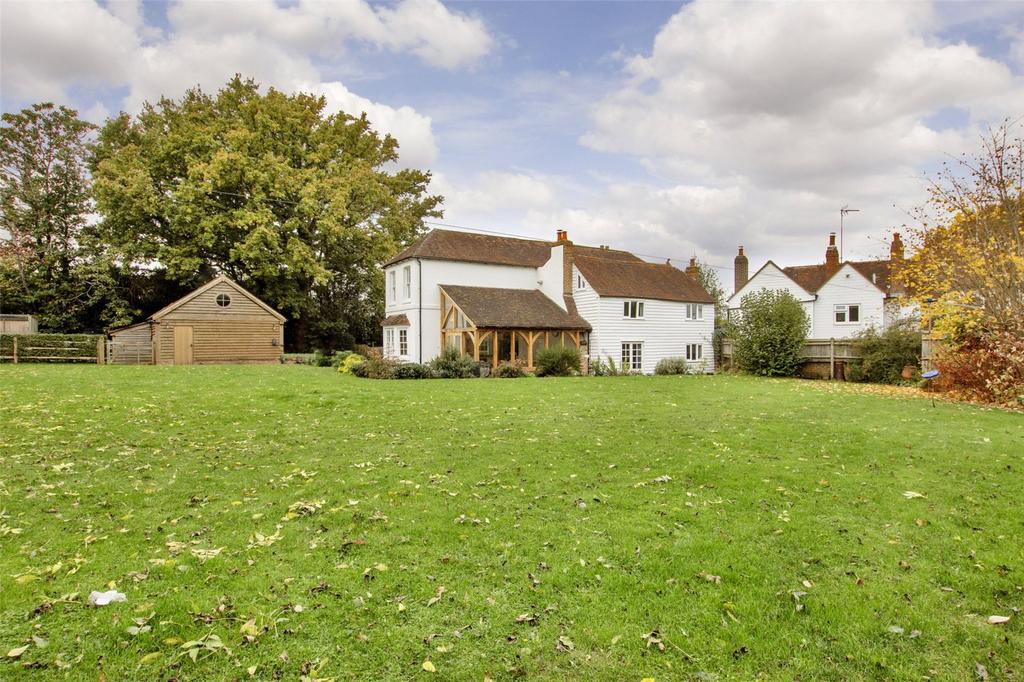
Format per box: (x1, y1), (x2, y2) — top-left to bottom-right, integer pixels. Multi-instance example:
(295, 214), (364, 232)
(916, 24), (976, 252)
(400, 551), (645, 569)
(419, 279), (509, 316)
(890, 232), (904, 261)
(556, 230), (573, 295)
(825, 232), (840, 275)
(685, 256), (700, 278)
(733, 246), (748, 294)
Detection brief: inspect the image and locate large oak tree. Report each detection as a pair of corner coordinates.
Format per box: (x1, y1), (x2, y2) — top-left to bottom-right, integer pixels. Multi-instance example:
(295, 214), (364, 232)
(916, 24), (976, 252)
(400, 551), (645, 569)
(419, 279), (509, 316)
(91, 76), (442, 350)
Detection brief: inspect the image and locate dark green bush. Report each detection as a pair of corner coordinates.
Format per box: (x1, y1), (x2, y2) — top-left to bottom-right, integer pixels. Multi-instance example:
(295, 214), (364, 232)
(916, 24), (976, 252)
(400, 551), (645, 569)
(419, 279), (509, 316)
(330, 350), (353, 368)
(654, 357), (690, 375)
(847, 323), (922, 384)
(534, 345), (580, 377)
(311, 349), (334, 367)
(429, 347), (478, 378)
(493, 362), (528, 378)
(393, 363), (434, 379)
(733, 290), (809, 376)
(592, 355), (633, 376)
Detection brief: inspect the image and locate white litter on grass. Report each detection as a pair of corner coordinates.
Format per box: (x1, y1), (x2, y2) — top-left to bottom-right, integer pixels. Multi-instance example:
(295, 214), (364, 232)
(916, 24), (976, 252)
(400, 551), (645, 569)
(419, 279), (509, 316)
(88, 590), (126, 606)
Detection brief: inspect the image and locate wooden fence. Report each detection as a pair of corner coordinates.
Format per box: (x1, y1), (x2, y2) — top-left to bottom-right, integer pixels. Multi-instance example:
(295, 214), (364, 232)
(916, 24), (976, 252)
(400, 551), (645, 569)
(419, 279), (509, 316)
(721, 336), (938, 380)
(0, 334), (105, 364)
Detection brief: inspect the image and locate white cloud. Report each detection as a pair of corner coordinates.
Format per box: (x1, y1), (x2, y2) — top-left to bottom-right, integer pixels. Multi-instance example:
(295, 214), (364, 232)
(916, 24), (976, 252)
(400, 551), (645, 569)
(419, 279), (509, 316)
(1, 0), (456, 167)
(165, 0), (493, 69)
(308, 82), (439, 167)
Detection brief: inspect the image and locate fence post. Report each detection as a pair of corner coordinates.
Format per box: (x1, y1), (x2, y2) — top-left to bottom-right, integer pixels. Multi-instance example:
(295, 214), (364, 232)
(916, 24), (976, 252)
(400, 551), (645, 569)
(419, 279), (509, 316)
(829, 338), (835, 380)
(96, 337), (104, 364)
(12, 336), (17, 364)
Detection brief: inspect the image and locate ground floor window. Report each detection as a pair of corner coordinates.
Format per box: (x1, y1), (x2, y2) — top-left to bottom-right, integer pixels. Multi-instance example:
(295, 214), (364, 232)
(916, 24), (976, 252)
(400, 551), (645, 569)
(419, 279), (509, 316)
(621, 341), (642, 371)
(384, 328), (395, 356)
(686, 343), (702, 361)
(399, 328), (408, 356)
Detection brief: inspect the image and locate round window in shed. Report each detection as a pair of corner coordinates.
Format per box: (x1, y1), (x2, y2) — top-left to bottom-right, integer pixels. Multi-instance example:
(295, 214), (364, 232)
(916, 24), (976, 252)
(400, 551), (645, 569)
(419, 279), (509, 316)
(216, 293), (232, 308)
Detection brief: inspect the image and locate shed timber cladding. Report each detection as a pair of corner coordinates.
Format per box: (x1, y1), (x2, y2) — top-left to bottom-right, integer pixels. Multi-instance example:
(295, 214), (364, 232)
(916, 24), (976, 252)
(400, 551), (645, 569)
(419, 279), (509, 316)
(574, 256), (715, 303)
(140, 275), (285, 365)
(108, 322), (153, 364)
(440, 285), (591, 329)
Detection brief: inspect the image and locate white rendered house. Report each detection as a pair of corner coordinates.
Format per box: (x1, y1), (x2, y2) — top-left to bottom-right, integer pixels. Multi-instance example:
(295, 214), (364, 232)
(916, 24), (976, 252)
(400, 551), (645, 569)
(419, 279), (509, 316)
(726, 233), (915, 339)
(381, 229), (716, 373)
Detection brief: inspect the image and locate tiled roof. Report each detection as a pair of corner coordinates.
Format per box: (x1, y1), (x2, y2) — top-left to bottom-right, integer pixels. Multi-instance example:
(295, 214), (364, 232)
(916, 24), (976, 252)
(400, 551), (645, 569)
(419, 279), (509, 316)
(381, 313), (410, 326)
(440, 285), (591, 330)
(574, 256), (714, 303)
(384, 230), (554, 268)
(782, 260), (899, 294)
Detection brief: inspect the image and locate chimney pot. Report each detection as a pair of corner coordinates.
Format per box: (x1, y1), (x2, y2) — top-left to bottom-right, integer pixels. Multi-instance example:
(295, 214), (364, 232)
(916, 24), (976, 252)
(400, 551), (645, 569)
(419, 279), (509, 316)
(556, 229), (568, 242)
(685, 256), (699, 277)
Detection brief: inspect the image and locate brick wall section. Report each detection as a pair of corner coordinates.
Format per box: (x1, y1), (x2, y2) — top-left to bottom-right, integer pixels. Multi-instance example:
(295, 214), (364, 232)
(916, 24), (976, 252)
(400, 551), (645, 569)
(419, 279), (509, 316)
(562, 241), (574, 296)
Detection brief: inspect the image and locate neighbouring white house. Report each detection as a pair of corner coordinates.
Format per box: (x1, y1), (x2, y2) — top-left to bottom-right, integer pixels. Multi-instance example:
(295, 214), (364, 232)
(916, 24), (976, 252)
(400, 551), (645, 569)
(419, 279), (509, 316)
(726, 232), (915, 339)
(381, 228), (716, 374)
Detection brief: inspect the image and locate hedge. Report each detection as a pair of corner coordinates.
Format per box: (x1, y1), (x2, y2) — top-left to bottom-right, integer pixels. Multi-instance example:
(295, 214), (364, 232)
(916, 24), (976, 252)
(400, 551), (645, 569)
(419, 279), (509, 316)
(0, 333), (104, 363)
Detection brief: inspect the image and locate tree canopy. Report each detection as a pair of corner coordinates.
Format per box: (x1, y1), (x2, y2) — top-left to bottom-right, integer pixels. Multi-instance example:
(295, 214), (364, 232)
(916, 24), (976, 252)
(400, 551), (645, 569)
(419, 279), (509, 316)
(1, 103), (129, 330)
(91, 76), (442, 350)
(897, 122), (1023, 340)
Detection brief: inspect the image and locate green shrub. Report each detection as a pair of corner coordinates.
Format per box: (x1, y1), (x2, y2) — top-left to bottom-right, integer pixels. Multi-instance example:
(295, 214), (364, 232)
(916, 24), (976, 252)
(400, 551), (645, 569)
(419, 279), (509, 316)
(337, 354), (365, 375)
(393, 363), (434, 379)
(493, 362), (527, 378)
(732, 290), (809, 376)
(592, 355), (633, 376)
(311, 349), (335, 367)
(654, 357), (690, 375)
(534, 345), (580, 377)
(330, 350), (353, 368)
(847, 323), (922, 384)
(429, 347), (478, 379)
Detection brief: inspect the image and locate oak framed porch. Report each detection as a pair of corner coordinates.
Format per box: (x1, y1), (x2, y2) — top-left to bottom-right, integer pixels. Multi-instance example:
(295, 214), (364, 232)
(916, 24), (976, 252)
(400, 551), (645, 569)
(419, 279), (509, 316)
(439, 287), (587, 371)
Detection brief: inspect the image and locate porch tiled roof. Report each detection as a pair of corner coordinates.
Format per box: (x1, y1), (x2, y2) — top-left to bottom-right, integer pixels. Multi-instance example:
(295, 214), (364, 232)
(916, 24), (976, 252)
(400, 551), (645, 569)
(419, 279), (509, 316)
(381, 313), (410, 327)
(440, 285), (591, 330)
(574, 256), (714, 303)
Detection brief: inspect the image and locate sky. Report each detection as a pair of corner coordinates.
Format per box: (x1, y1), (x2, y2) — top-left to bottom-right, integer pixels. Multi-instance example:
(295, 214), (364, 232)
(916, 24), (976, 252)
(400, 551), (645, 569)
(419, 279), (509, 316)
(3, 0), (1023, 288)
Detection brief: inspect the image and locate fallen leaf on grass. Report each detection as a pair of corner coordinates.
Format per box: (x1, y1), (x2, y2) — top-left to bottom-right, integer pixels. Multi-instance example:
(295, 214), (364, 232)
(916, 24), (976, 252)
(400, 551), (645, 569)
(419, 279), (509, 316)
(696, 572), (721, 584)
(140, 652), (162, 665)
(7, 645), (28, 659)
(643, 631), (665, 652)
(422, 660), (436, 672)
(902, 491), (926, 499)
(987, 615), (1011, 625)
(556, 635), (574, 652)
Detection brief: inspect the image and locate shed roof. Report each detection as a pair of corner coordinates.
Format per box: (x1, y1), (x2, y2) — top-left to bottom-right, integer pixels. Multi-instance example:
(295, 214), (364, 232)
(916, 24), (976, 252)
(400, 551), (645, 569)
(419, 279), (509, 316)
(149, 275), (286, 322)
(440, 285), (591, 330)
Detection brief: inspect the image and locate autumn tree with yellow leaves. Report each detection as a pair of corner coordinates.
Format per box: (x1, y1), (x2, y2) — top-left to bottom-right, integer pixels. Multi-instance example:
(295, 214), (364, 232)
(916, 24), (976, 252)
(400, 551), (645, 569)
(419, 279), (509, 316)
(898, 122), (1024, 404)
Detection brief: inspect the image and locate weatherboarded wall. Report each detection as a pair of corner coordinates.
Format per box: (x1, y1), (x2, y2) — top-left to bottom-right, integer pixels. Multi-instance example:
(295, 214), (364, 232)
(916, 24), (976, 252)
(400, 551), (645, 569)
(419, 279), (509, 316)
(153, 280), (284, 365)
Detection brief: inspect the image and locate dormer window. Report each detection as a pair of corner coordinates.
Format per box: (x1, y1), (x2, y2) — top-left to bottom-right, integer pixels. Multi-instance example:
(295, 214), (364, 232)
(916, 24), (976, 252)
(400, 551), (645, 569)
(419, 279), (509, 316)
(576, 274), (586, 289)
(623, 301), (644, 319)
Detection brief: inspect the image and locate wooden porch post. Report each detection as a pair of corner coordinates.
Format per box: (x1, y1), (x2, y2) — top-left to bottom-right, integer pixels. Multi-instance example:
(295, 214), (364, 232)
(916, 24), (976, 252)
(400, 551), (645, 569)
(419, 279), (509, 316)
(473, 330), (481, 362)
(526, 332), (537, 370)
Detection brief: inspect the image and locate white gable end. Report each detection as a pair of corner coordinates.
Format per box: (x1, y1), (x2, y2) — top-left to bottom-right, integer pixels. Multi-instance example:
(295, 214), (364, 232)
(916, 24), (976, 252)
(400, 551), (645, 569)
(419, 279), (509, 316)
(811, 264), (885, 338)
(728, 262), (814, 306)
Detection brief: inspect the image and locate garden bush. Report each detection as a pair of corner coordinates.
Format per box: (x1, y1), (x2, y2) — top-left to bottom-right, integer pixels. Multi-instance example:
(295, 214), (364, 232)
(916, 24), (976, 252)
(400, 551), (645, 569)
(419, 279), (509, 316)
(494, 362), (528, 378)
(934, 324), (1024, 405)
(592, 356), (634, 376)
(534, 345), (580, 377)
(330, 350), (353, 368)
(0, 333), (103, 363)
(350, 351), (397, 379)
(393, 363), (434, 379)
(846, 322), (922, 384)
(732, 290), (809, 376)
(429, 347), (478, 378)
(311, 349), (334, 367)
(337, 354), (366, 375)
(654, 357), (690, 375)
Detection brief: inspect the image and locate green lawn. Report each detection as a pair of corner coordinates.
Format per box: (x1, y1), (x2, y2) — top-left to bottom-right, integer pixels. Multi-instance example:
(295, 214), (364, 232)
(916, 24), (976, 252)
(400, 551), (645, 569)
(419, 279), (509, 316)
(0, 366), (1021, 681)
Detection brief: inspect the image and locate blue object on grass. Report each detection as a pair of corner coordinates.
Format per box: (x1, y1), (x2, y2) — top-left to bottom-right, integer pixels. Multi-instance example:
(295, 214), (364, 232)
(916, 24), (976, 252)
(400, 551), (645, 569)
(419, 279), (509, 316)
(922, 370), (939, 379)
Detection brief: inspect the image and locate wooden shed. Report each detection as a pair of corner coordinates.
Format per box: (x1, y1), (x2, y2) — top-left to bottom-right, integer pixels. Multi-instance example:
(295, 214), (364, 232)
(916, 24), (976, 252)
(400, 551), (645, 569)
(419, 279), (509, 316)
(109, 275), (286, 365)
(0, 314), (39, 334)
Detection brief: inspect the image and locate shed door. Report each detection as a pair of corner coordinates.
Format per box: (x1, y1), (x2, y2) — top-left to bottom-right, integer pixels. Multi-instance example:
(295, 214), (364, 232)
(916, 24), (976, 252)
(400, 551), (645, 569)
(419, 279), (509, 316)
(173, 326), (193, 365)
